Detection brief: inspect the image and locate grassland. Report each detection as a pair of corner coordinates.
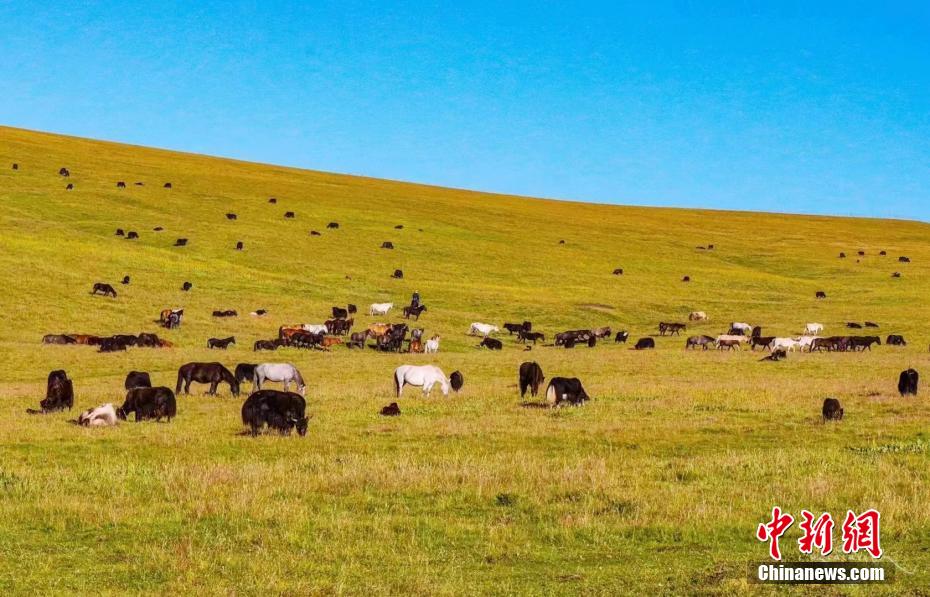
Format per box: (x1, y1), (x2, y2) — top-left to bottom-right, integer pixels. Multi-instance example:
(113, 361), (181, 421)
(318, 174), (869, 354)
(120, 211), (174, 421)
(1, 125), (930, 595)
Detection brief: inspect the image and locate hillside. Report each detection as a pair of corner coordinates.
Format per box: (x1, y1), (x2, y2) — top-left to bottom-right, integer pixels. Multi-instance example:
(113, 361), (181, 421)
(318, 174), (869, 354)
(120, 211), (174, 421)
(1, 125), (929, 594)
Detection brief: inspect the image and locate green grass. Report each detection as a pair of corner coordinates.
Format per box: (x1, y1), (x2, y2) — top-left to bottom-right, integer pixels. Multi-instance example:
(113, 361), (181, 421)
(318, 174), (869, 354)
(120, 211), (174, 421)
(1, 125), (930, 594)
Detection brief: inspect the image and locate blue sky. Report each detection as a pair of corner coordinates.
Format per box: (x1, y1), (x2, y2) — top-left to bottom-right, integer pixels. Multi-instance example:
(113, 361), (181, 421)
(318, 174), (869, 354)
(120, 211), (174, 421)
(1, 1), (928, 220)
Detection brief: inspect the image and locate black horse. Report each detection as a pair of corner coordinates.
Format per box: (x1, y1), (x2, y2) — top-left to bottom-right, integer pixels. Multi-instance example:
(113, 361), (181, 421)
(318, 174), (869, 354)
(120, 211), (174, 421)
(175, 362), (239, 396)
(402, 304), (427, 320)
(207, 336), (236, 349)
(90, 282), (117, 298)
(234, 363), (257, 386)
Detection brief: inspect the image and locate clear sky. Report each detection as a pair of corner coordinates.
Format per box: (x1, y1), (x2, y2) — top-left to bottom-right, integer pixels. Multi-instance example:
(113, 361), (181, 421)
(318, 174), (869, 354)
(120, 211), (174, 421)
(2, 1), (928, 220)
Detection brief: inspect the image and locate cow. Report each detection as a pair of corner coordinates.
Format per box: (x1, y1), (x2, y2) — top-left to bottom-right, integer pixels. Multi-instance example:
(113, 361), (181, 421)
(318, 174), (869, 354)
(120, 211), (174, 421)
(251, 309), (268, 317)
(634, 337), (655, 350)
(839, 252), (846, 258)
(124, 371), (152, 390)
(688, 311), (707, 321)
(682, 276), (690, 282)
(519, 362), (545, 398)
(822, 398), (844, 421)
(310, 230), (321, 236)
(545, 377), (589, 407)
(241, 390), (308, 436)
(816, 291), (827, 299)
(125, 231), (139, 239)
(90, 283), (117, 298)
(892, 272), (902, 278)
(864, 321), (879, 328)
(614, 331), (630, 344)
(887, 334), (906, 346)
(12, 163), (18, 170)
(268, 197), (276, 203)
(369, 303), (393, 316)
(478, 337), (503, 350)
(118, 387), (177, 422)
(469, 322), (499, 337)
(898, 369), (919, 396)
(804, 323), (824, 335)
(685, 335), (715, 350)
(77, 403), (119, 427)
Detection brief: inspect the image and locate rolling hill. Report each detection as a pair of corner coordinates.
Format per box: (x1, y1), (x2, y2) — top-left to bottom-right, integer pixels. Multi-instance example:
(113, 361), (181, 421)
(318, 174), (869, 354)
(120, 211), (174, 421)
(1, 125), (929, 594)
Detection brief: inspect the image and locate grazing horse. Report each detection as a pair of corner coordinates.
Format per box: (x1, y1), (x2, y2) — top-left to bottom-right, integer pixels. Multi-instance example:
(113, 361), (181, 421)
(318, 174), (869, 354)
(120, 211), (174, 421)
(175, 362), (239, 396)
(804, 323), (824, 335)
(42, 334), (76, 345)
(402, 304), (427, 320)
(519, 362), (545, 398)
(242, 390), (308, 436)
(685, 335), (715, 350)
(518, 330), (545, 344)
(207, 336), (236, 349)
(394, 365), (455, 397)
(347, 332), (367, 349)
(91, 283), (117, 298)
(234, 363), (257, 386)
(658, 322), (686, 336)
(254, 363), (306, 396)
(715, 335), (747, 350)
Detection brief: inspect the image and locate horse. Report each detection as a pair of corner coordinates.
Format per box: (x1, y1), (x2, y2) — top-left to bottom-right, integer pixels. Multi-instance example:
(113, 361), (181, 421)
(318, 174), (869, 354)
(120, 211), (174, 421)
(254, 363), (306, 396)
(393, 365), (456, 397)
(424, 336), (440, 353)
(42, 334), (76, 345)
(234, 364), (257, 386)
(207, 336), (236, 349)
(175, 362), (239, 396)
(402, 304), (427, 320)
(685, 335), (715, 350)
(469, 322), (499, 337)
(804, 323), (824, 335)
(90, 282), (117, 298)
(369, 302), (393, 316)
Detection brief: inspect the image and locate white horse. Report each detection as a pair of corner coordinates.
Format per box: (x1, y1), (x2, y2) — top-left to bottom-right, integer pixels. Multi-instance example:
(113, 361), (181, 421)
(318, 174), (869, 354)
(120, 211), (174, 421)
(254, 363), (306, 396)
(78, 403), (119, 427)
(301, 324), (328, 334)
(804, 323), (824, 335)
(730, 322), (752, 334)
(369, 302), (393, 316)
(394, 365), (452, 397)
(469, 322), (499, 337)
(797, 335), (819, 351)
(424, 336), (440, 354)
(769, 337), (800, 352)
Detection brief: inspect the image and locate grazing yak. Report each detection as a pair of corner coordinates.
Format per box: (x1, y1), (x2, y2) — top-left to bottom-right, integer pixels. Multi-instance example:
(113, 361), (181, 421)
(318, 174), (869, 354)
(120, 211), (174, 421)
(176, 362), (239, 396)
(822, 398), (844, 421)
(118, 387), (177, 422)
(380, 402), (401, 416)
(126, 231), (139, 239)
(898, 369), (919, 396)
(241, 390), (308, 436)
(121, 275), (131, 285)
(66, 183), (73, 190)
(519, 362), (545, 398)
(207, 336), (236, 349)
(633, 337), (655, 350)
(116, 228), (125, 236)
(124, 371), (152, 390)
(27, 370), (74, 414)
(164, 182), (173, 188)
(613, 268), (624, 275)
(174, 238), (188, 247)
(91, 282), (117, 298)
(450, 371), (464, 392)
(236, 241), (244, 250)
(284, 211), (295, 218)
(116, 181), (126, 188)
(381, 241), (394, 249)
(181, 281), (193, 291)
(478, 337), (503, 350)
(887, 334), (906, 346)
(545, 377), (590, 407)
(77, 403), (119, 427)
(899, 256), (910, 263)
(614, 331), (630, 344)
(226, 213), (237, 220)
(816, 291), (827, 299)
(327, 222), (339, 229)
(392, 269), (404, 279)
